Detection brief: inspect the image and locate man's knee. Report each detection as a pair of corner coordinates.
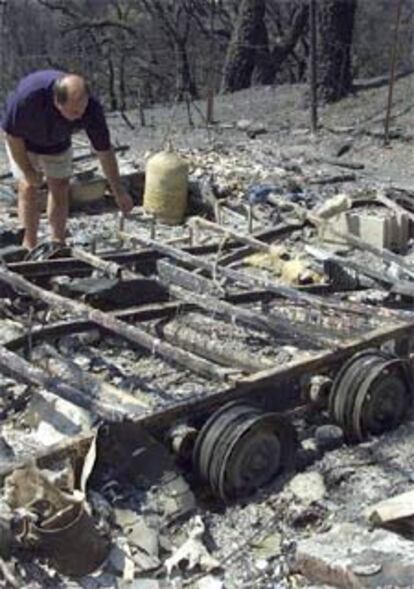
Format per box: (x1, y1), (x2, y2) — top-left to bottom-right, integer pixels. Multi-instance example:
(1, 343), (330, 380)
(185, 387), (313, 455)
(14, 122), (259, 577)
(18, 180), (38, 201)
(47, 177), (70, 197)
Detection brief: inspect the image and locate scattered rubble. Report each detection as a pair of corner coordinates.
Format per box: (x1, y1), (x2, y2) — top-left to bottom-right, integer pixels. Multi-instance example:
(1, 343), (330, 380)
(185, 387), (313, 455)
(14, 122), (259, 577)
(295, 523), (414, 588)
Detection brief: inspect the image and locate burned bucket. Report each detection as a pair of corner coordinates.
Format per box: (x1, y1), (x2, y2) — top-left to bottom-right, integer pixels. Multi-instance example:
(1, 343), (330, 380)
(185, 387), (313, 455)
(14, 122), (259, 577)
(31, 501), (110, 577)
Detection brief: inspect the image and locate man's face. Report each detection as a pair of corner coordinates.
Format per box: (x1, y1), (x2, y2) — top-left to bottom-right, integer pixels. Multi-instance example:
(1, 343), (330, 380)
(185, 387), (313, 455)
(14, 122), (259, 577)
(55, 93), (89, 121)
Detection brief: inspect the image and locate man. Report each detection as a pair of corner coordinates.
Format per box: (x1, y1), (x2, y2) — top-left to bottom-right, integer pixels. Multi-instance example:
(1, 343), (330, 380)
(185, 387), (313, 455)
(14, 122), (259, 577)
(2, 70), (134, 249)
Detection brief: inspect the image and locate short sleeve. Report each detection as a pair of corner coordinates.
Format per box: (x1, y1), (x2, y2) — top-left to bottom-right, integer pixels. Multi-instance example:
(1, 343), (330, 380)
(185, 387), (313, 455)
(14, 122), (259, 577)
(2, 95), (27, 137)
(83, 97), (111, 152)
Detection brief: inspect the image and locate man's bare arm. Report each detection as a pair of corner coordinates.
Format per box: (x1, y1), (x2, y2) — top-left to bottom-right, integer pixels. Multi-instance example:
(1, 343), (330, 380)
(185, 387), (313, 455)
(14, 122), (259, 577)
(96, 148), (133, 214)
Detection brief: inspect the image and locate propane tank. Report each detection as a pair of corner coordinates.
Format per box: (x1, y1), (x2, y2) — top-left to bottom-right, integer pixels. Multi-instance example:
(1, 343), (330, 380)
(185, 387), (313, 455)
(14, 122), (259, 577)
(143, 149), (188, 225)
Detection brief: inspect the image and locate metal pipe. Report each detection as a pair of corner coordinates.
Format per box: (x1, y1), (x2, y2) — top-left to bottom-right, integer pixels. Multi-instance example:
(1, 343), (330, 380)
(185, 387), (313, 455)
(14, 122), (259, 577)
(206, 0), (216, 125)
(384, 0), (403, 146)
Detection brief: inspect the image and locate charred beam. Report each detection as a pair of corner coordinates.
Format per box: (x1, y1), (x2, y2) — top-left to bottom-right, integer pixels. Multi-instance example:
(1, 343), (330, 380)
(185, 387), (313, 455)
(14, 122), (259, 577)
(191, 216), (275, 253)
(157, 259), (225, 296)
(5, 302), (184, 351)
(4, 245), (217, 280)
(71, 247), (138, 280)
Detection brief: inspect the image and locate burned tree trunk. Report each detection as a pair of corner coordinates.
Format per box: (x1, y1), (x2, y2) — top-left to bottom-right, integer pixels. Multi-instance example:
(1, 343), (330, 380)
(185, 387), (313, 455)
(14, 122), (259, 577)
(317, 0), (357, 102)
(253, 3), (309, 86)
(175, 41), (198, 100)
(251, 16), (274, 85)
(221, 0), (267, 93)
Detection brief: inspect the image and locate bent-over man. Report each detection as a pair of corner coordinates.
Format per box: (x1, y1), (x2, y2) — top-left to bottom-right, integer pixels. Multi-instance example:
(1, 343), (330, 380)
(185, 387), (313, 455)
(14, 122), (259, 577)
(1, 69), (134, 249)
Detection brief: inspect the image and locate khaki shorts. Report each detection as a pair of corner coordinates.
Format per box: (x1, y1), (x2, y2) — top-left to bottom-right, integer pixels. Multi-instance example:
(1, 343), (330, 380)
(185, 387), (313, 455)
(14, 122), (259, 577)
(5, 143), (73, 180)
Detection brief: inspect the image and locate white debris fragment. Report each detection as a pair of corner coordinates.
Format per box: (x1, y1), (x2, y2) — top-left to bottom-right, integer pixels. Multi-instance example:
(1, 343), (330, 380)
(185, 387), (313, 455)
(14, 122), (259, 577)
(197, 575), (224, 589)
(288, 471), (326, 505)
(164, 516), (220, 576)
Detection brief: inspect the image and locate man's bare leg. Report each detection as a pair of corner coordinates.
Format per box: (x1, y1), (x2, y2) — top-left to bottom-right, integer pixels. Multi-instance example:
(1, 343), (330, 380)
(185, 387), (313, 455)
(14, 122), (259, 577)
(17, 179), (40, 249)
(47, 177), (70, 244)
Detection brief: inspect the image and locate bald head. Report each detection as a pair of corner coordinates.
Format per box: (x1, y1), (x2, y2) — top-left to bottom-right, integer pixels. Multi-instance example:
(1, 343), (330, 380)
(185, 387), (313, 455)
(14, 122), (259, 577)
(54, 74), (90, 121)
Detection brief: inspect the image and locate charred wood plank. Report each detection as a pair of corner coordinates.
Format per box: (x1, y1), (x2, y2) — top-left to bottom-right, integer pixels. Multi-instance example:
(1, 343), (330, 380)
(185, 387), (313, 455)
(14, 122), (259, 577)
(157, 259), (225, 296)
(36, 343), (153, 410)
(0, 267), (235, 380)
(314, 156), (365, 170)
(308, 172), (357, 184)
(54, 276), (168, 310)
(0, 344), (139, 420)
(155, 319), (269, 372)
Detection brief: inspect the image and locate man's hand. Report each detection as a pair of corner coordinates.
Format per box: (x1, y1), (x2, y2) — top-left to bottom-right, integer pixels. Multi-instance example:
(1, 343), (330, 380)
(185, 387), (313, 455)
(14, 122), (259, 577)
(115, 188), (134, 215)
(24, 169), (43, 188)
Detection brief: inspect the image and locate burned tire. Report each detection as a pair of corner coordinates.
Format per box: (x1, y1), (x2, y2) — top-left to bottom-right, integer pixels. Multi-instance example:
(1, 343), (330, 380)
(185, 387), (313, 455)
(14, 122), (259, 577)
(329, 349), (412, 442)
(193, 402), (296, 502)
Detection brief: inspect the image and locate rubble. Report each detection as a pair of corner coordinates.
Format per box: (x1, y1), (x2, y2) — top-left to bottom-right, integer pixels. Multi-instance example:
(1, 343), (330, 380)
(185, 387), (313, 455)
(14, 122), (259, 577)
(295, 523), (414, 588)
(164, 516), (220, 576)
(366, 488), (414, 536)
(287, 472), (326, 505)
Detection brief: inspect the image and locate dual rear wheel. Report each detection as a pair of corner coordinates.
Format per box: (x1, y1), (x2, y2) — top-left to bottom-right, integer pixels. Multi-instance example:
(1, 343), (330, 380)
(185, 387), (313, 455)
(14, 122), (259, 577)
(192, 350), (412, 501)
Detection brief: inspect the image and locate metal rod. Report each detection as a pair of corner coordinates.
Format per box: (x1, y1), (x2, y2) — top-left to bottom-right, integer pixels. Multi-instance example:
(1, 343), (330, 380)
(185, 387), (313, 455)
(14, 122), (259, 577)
(247, 203), (253, 234)
(90, 236), (97, 255)
(150, 214), (156, 239)
(384, 0), (403, 146)
(214, 201), (222, 225)
(25, 306), (34, 361)
(309, 0), (318, 134)
(188, 225), (194, 247)
(118, 212), (125, 233)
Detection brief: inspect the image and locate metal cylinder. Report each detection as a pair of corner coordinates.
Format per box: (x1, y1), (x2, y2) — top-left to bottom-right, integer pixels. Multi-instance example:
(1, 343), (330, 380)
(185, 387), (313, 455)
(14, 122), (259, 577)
(143, 150), (188, 225)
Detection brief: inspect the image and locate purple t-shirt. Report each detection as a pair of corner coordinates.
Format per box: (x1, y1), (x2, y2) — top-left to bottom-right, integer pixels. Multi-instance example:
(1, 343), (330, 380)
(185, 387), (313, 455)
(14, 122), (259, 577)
(1, 70), (111, 155)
